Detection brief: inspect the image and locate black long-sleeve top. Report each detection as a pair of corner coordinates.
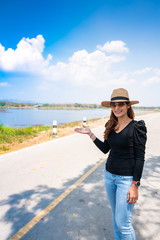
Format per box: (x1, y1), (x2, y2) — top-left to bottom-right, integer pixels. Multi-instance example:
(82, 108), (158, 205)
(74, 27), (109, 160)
(93, 120), (147, 181)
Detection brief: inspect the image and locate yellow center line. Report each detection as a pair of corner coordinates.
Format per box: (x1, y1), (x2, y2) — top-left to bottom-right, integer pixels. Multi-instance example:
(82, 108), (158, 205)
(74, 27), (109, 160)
(10, 158), (106, 240)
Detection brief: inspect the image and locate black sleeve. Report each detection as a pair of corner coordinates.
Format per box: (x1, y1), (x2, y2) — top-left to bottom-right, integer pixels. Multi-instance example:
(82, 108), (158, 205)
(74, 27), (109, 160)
(93, 137), (111, 154)
(133, 120), (147, 181)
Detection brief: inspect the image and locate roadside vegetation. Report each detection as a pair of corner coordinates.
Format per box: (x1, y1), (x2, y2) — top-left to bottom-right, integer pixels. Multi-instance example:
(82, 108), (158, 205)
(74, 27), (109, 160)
(0, 124), (52, 152)
(0, 117), (105, 154)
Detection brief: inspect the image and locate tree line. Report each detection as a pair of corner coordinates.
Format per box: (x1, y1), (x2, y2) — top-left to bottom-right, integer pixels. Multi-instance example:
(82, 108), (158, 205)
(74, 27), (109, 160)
(0, 101), (159, 109)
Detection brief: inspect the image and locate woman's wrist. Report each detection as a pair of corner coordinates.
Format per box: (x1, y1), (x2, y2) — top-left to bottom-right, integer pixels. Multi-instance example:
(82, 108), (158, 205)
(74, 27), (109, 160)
(89, 132), (96, 141)
(89, 132), (94, 138)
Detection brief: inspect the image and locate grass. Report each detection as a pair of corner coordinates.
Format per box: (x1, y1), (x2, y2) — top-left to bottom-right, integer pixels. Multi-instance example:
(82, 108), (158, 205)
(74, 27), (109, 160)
(0, 124), (51, 143)
(0, 124), (52, 151)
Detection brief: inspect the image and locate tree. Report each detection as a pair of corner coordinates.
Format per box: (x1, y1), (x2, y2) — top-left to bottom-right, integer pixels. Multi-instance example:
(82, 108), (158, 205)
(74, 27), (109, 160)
(0, 102), (6, 107)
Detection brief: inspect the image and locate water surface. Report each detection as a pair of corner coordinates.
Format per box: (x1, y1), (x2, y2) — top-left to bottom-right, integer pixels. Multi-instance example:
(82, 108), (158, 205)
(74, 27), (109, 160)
(0, 108), (150, 128)
(0, 108), (111, 128)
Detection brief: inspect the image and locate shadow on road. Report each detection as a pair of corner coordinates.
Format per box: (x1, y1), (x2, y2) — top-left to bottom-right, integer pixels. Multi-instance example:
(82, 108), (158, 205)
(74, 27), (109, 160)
(1, 156), (160, 240)
(133, 155), (160, 240)
(0, 160), (111, 240)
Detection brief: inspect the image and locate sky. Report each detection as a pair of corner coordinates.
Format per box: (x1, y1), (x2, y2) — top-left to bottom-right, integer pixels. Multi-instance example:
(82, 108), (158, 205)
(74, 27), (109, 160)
(0, 0), (160, 106)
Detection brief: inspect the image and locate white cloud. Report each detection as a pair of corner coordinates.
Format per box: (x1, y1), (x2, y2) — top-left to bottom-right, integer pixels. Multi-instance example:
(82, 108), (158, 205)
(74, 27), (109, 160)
(0, 35), (51, 72)
(0, 36), (127, 87)
(133, 67), (152, 75)
(97, 41), (129, 53)
(1, 35), (159, 91)
(137, 67), (160, 86)
(40, 49), (126, 86)
(0, 82), (9, 87)
(142, 76), (160, 86)
(153, 68), (160, 75)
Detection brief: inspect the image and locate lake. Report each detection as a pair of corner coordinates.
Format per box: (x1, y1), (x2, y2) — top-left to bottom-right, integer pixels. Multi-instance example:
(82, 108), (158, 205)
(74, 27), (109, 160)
(0, 108), (150, 128)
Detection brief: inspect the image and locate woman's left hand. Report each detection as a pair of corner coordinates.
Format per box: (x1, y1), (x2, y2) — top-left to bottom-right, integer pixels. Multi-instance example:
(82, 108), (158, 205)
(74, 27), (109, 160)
(127, 185), (138, 204)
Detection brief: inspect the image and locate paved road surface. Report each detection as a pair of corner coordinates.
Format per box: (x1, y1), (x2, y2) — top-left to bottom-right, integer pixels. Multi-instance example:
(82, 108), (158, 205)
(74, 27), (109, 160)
(0, 113), (160, 240)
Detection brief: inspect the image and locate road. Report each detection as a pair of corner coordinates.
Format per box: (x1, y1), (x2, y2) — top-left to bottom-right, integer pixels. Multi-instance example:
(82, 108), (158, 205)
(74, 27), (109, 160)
(0, 113), (160, 240)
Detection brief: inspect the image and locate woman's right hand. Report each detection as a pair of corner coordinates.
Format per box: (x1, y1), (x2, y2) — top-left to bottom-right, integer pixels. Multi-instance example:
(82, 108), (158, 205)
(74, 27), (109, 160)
(74, 125), (91, 135)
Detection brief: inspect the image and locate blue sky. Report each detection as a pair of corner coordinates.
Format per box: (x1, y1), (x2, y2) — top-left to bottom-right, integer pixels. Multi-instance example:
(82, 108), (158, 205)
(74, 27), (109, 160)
(0, 0), (160, 106)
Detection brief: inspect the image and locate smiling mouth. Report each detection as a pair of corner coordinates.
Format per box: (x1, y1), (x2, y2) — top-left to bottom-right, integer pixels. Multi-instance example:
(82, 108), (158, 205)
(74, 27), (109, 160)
(115, 110), (122, 114)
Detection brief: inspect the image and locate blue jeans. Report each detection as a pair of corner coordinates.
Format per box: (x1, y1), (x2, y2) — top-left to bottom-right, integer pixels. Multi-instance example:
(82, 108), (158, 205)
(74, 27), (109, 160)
(104, 170), (136, 240)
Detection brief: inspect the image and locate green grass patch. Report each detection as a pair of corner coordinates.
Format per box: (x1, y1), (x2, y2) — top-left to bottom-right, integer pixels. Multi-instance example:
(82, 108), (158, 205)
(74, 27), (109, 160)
(0, 145), (10, 151)
(0, 124), (51, 144)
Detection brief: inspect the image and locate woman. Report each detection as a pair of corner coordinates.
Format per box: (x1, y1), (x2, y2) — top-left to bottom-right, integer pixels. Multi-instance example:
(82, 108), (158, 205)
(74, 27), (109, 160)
(74, 88), (147, 240)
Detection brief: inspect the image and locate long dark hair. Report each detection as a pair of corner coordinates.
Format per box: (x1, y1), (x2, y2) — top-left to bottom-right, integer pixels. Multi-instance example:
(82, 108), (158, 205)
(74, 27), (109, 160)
(104, 103), (135, 140)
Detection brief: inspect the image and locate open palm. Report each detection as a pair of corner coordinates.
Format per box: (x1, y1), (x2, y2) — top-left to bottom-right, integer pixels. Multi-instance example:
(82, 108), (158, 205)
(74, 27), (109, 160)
(74, 125), (91, 135)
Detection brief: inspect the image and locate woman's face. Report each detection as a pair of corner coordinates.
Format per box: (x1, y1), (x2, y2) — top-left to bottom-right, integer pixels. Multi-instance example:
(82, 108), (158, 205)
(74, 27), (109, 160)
(110, 102), (130, 118)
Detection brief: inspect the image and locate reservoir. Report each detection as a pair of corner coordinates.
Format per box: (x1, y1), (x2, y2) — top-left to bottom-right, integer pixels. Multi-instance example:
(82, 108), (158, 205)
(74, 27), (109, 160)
(0, 108), (149, 128)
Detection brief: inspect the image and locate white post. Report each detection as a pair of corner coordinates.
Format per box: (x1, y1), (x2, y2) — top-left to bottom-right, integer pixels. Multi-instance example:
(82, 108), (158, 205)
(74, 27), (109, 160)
(102, 117), (104, 125)
(53, 120), (57, 136)
(83, 116), (86, 126)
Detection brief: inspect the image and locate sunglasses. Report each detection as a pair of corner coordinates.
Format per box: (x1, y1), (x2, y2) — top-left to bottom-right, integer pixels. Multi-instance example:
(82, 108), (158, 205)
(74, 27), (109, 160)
(110, 102), (127, 108)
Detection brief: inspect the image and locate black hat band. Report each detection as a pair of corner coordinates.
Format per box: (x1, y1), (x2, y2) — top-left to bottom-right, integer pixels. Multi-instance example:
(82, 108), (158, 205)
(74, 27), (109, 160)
(111, 96), (129, 101)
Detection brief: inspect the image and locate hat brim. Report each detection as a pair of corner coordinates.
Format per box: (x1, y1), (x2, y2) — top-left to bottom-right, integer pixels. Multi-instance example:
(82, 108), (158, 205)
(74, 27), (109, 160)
(101, 100), (139, 107)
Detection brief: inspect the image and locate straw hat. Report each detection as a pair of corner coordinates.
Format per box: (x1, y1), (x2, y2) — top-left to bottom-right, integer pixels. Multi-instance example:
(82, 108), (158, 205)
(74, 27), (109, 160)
(101, 88), (139, 107)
